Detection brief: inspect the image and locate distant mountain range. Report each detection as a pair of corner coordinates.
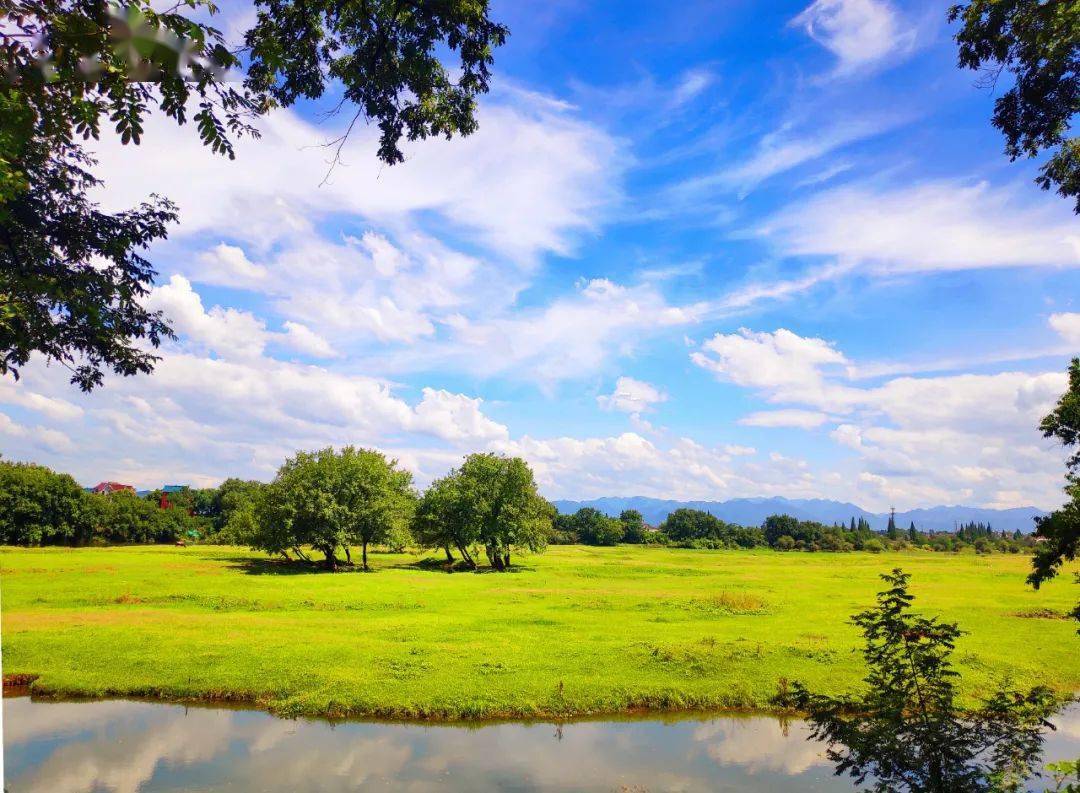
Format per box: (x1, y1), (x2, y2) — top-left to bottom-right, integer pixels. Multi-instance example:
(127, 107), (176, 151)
(551, 496), (1047, 534)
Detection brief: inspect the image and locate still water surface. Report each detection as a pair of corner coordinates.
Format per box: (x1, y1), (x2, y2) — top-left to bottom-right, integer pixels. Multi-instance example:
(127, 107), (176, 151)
(5, 696), (1079, 792)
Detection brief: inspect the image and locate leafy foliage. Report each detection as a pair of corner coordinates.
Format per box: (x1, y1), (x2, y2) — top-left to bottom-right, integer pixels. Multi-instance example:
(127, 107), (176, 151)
(413, 453), (550, 570)
(1, 0), (506, 388)
(793, 568), (1060, 793)
(255, 446), (416, 569)
(0, 459), (90, 544)
(950, 0), (1080, 212)
(1029, 358), (1080, 625)
(244, 0), (508, 166)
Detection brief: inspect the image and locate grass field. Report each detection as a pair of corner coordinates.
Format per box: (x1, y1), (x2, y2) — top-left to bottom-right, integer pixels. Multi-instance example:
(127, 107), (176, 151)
(2, 545), (1078, 720)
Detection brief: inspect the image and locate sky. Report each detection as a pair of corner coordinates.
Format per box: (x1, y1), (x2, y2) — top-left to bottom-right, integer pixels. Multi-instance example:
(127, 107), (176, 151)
(3, 0), (1079, 511)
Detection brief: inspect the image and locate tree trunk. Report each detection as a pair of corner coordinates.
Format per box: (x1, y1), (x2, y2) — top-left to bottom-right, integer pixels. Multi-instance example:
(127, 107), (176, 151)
(457, 543), (476, 569)
(362, 541), (368, 571)
(323, 546), (338, 571)
(503, 551), (511, 569)
(344, 545), (352, 565)
(443, 545), (454, 563)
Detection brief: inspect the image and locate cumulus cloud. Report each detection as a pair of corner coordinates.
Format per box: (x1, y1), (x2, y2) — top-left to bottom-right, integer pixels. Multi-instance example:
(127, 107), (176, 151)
(147, 276), (337, 361)
(1050, 313), (1080, 345)
(792, 0), (914, 76)
(597, 377), (668, 416)
(0, 338), (508, 487)
(694, 327), (1070, 509)
(691, 328), (847, 403)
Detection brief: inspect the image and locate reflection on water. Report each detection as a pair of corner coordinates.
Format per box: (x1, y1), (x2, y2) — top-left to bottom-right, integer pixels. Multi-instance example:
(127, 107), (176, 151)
(4, 697), (1078, 792)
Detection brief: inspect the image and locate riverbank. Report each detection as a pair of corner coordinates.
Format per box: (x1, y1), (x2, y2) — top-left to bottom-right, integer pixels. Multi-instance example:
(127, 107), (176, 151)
(2, 545), (1077, 720)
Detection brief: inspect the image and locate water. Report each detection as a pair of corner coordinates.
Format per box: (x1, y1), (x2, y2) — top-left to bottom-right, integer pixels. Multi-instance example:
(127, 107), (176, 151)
(4, 696), (1079, 792)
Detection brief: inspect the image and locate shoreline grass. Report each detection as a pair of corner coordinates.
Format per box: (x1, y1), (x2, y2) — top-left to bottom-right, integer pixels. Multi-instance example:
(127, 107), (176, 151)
(2, 545), (1078, 721)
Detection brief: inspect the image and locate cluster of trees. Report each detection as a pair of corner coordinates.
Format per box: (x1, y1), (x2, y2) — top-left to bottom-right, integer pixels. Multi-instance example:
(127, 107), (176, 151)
(0, 461), (208, 545)
(551, 508), (648, 546)
(548, 504), (1038, 555)
(252, 448), (550, 572)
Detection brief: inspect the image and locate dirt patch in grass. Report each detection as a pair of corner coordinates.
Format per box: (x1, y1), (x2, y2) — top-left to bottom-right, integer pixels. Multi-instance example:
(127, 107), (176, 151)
(1013, 608), (1069, 620)
(684, 591), (770, 615)
(3, 673), (39, 689)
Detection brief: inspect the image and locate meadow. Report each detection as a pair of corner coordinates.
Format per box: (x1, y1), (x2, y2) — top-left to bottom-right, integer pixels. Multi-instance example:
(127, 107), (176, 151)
(2, 545), (1077, 720)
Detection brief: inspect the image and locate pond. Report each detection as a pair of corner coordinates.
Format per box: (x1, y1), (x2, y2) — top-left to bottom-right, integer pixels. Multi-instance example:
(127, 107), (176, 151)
(4, 696), (1079, 792)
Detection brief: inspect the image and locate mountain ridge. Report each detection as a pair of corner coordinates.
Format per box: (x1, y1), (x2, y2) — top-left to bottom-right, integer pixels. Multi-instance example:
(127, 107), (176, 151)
(551, 496), (1046, 533)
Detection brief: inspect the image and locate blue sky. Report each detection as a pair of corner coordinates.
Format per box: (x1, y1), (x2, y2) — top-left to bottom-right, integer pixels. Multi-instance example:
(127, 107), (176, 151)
(3, 0), (1078, 510)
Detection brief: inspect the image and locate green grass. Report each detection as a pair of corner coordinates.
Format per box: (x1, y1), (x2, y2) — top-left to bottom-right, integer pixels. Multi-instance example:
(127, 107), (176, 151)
(2, 545), (1077, 720)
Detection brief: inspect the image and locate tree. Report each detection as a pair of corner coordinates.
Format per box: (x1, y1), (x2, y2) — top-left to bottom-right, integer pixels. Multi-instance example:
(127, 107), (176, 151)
(0, 460), (89, 544)
(416, 453), (549, 570)
(793, 568), (1059, 792)
(254, 447), (415, 570)
(458, 453), (550, 570)
(887, 510), (899, 540)
(210, 478), (266, 545)
(1029, 358), (1080, 624)
(414, 473), (477, 565)
(618, 509), (648, 544)
(950, 1), (1080, 212)
(2, 0), (508, 389)
(572, 507), (623, 546)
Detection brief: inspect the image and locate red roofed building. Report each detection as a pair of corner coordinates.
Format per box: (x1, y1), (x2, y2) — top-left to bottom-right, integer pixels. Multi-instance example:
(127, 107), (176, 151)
(91, 482), (135, 495)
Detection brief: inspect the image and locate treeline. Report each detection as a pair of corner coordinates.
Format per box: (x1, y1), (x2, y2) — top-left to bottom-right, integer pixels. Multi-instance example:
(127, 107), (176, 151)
(0, 460), (262, 546)
(553, 506), (1038, 554)
(1, 455), (1037, 564)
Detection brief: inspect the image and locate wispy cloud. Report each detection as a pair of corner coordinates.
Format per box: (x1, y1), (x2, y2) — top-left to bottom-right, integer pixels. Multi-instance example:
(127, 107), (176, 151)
(791, 0), (916, 77)
(757, 179), (1080, 273)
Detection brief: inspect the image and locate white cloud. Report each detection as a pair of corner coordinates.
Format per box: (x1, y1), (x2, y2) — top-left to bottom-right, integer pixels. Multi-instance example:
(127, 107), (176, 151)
(492, 432), (818, 502)
(147, 275), (270, 360)
(792, 0), (914, 76)
(0, 339), (509, 487)
(280, 322), (337, 359)
(671, 68), (715, 107)
(0, 413), (75, 454)
(758, 180), (1080, 274)
(92, 96), (622, 263)
(410, 388), (508, 442)
(1050, 312), (1080, 345)
(194, 243), (269, 289)
(691, 328), (847, 403)
(0, 378), (83, 421)
(597, 377), (668, 416)
(720, 117), (901, 194)
(399, 278), (705, 385)
(693, 327), (1070, 509)
(740, 409), (830, 429)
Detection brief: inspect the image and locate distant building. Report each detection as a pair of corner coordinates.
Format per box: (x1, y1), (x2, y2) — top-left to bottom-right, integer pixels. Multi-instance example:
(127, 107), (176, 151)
(91, 481), (135, 495)
(159, 484), (190, 509)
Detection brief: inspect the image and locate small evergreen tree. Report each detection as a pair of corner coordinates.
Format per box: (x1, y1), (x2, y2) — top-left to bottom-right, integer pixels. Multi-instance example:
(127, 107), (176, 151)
(793, 569), (1058, 792)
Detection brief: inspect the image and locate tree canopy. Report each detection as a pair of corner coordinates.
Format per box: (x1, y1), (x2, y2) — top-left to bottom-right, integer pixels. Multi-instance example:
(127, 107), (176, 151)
(255, 446), (416, 570)
(1, 0), (507, 389)
(794, 568), (1058, 792)
(950, 0), (1080, 212)
(413, 453), (550, 570)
